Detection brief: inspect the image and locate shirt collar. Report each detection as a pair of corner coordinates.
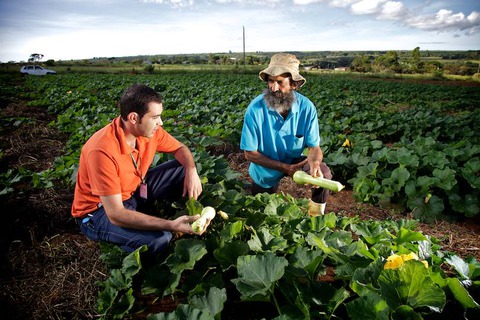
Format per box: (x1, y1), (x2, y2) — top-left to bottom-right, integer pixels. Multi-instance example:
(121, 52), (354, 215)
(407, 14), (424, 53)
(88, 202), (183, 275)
(113, 116), (135, 155)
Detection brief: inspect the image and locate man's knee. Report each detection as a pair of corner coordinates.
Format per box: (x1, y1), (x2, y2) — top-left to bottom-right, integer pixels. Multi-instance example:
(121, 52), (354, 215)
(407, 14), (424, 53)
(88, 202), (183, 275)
(147, 232), (173, 254)
(321, 163), (333, 180)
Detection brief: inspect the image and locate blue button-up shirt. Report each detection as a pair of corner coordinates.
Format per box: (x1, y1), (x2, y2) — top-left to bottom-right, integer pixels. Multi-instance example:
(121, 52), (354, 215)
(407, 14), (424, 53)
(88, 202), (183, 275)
(240, 91), (320, 188)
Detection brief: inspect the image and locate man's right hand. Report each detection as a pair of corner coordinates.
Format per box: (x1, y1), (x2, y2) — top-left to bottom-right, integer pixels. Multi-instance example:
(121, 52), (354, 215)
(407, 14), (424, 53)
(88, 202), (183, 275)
(172, 214), (202, 235)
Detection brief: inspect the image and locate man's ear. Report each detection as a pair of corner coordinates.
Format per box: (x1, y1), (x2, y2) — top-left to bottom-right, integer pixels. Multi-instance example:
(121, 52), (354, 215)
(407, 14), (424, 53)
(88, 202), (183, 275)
(127, 112), (139, 124)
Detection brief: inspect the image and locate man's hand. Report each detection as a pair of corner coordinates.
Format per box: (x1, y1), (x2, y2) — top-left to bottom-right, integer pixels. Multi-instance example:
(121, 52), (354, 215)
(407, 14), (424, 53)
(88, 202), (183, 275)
(183, 167), (202, 200)
(172, 214), (201, 235)
(307, 146), (323, 178)
(173, 145), (203, 200)
(286, 159), (308, 177)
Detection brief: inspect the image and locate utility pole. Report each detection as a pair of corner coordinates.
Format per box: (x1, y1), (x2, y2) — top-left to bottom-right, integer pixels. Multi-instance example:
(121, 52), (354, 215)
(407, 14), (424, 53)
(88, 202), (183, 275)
(243, 26), (246, 73)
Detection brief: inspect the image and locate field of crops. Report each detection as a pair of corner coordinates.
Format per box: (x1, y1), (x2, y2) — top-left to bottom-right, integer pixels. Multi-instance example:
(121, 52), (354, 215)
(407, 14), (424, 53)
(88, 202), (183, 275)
(1, 73), (479, 319)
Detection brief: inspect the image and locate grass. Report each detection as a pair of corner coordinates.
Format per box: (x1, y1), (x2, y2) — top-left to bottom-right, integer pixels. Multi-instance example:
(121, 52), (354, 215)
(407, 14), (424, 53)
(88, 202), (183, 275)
(1, 63), (478, 82)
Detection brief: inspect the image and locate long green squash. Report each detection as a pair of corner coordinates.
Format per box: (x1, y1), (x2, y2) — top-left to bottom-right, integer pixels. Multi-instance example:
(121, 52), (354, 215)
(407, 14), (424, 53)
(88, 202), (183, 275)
(293, 171), (345, 192)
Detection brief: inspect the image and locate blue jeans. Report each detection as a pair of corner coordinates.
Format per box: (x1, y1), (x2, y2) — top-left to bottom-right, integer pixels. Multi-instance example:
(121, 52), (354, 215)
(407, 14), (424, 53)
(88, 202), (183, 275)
(78, 160), (185, 254)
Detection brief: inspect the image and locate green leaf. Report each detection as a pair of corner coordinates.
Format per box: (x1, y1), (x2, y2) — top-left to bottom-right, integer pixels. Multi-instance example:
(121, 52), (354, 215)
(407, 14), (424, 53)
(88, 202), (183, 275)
(346, 292), (389, 320)
(231, 252), (288, 301)
(327, 287), (350, 317)
(396, 148), (420, 167)
(190, 287), (227, 318)
(147, 304), (214, 320)
(382, 165), (410, 191)
(379, 260), (446, 312)
(394, 228), (426, 245)
(409, 195), (445, 223)
(309, 212), (337, 230)
(391, 305), (423, 320)
(122, 245), (147, 277)
(166, 239), (207, 274)
(186, 198), (204, 216)
(264, 196), (285, 216)
(350, 258), (385, 296)
(248, 226), (288, 253)
(306, 230), (349, 265)
(219, 220), (244, 239)
(97, 270), (135, 318)
(350, 220), (392, 245)
(432, 167), (457, 190)
(142, 265), (181, 296)
(213, 240), (250, 271)
(446, 278), (480, 309)
(288, 246), (324, 279)
(445, 255), (471, 280)
(461, 158), (480, 189)
(108, 288), (135, 319)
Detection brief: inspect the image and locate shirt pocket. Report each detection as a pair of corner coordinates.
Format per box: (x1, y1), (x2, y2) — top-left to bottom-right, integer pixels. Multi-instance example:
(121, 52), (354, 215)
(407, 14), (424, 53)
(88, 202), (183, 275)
(283, 133), (305, 155)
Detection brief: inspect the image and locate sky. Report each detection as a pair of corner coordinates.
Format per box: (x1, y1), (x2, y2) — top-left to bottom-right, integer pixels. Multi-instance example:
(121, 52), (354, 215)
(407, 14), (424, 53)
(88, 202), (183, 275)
(0, 0), (479, 62)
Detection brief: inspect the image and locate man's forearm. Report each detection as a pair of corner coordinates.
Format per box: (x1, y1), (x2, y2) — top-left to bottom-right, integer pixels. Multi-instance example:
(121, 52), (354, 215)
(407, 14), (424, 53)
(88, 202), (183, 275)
(174, 145), (197, 169)
(244, 150), (289, 173)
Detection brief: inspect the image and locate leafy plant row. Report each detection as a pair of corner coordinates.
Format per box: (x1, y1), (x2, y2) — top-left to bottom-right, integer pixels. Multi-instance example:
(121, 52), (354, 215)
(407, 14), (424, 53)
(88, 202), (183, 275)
(7, 73), (479, 221)
(96, 190), (480, 319)
(1, 74), (479, 319)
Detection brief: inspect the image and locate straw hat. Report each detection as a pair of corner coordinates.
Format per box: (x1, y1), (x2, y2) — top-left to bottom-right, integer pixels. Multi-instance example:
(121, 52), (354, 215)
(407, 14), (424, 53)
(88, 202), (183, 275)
(259, 53), (306, 87)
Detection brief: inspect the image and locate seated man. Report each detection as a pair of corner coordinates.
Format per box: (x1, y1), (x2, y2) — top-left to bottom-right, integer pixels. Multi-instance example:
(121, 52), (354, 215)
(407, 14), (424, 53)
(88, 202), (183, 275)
(240, 53), (332, 215)
(71, 84), (208, 254)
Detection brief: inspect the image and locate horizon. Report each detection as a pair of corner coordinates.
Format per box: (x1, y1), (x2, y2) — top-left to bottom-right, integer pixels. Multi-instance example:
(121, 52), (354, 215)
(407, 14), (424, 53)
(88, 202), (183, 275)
(7, 48), (480, 64)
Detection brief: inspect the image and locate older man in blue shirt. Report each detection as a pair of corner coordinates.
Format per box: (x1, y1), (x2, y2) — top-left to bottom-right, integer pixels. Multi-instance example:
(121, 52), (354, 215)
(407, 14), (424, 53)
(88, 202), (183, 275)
(240, 53), (332, 215)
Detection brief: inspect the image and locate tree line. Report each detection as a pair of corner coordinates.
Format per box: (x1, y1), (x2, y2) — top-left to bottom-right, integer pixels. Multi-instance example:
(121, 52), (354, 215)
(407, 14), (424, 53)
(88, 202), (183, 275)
(5, 49), (479, 77)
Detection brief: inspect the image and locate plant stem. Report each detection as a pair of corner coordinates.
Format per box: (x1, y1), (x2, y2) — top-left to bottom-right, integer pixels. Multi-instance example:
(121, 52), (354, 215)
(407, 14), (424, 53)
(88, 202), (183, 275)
(271, 288), (282, 316)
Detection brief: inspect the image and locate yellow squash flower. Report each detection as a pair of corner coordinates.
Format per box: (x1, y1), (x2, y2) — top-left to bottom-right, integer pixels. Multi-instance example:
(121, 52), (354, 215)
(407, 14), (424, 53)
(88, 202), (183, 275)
(342, 138), (353, 148)
(384, 252), (428, 269)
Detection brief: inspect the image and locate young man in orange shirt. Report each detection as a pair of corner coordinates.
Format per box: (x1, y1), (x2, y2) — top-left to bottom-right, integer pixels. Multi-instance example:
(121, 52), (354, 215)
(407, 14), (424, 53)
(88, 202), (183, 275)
(71, 84), (208, 254)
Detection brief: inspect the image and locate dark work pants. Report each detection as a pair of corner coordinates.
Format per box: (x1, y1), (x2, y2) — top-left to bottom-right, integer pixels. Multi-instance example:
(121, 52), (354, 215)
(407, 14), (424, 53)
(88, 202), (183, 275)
(78, 160), (185, 254)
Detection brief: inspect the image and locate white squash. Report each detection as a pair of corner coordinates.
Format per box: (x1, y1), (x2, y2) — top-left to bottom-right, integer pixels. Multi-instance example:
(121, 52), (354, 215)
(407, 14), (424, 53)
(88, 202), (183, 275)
(191, 206), (216, 233)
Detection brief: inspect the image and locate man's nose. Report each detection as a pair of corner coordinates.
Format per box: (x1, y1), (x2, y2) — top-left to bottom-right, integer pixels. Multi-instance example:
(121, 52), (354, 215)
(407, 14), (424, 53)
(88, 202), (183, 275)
(270, 82), (280, 92)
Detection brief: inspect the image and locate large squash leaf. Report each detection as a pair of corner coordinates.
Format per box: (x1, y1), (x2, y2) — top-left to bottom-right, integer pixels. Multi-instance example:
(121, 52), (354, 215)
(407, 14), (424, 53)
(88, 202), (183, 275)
(231, 252), (288, 301)
(378, 260), (445, 312)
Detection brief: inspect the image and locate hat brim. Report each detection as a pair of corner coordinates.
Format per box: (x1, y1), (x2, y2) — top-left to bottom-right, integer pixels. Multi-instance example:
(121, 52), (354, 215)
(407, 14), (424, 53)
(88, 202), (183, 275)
(259, 65), (306, 87)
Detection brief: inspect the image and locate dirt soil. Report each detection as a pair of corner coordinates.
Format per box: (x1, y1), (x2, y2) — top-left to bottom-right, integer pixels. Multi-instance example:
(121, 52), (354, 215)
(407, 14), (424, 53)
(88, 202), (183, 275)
(1, 97), (479, 319)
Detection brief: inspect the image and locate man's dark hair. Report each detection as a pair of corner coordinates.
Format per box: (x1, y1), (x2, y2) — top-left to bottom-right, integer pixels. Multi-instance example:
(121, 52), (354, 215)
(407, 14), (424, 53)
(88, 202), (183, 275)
(118, 84), (163, 121)
(288, 76), (304, 89)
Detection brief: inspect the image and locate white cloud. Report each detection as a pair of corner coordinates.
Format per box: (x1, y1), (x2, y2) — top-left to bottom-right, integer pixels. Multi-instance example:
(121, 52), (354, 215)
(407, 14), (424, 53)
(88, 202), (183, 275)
(296, 0), (480, 35)
(328, 0), (358, 8)
(142, 0), (194, 6)
(378, 1), (405, 20)
(406, 9), (480, 34)
(350, 0), (386, 15)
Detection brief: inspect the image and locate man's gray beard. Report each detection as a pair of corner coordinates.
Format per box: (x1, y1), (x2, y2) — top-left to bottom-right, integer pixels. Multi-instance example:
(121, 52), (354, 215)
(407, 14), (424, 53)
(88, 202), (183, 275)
(263, 89), (294, 113)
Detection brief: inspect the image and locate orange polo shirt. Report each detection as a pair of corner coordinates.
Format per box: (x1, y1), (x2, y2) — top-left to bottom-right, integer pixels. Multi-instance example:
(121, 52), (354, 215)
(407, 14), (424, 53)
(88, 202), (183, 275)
(71, 116), (182, 218)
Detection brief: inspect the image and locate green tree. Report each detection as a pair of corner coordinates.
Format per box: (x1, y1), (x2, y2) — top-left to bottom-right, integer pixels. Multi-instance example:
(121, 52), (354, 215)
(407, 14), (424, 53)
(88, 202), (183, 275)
(408, 47), (423, 73)
(373, 51), (401, 73)
(350, 54), (372, 73)
(28, 53), (43, 64)
(45, 59), (55, 67)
